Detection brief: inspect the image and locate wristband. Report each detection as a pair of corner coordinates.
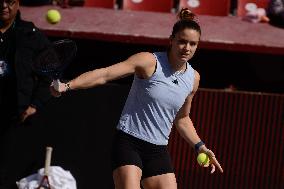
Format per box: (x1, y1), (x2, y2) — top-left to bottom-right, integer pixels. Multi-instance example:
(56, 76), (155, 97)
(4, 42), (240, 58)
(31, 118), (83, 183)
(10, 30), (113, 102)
(65, 82), (71, 91)
(194, 141), (205, 152)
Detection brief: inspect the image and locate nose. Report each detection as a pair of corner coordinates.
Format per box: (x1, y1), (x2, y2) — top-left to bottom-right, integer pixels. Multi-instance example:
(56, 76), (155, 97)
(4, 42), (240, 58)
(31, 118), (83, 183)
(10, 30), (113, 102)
(183, 42), (190, 51)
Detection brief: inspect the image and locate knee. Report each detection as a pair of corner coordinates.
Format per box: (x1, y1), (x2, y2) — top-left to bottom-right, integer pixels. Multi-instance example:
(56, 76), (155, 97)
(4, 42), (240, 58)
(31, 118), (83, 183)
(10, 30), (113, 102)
(142, 173), (177, 189)
(113, 165), (142, 189)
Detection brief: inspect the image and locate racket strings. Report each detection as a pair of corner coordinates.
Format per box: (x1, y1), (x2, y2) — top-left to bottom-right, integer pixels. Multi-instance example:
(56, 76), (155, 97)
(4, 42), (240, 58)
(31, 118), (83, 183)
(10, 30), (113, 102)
(34, 48), (61, 72)
(33, 39), (77, 78)
(37, 175), (52, 189)
(54, 40), (77, 68)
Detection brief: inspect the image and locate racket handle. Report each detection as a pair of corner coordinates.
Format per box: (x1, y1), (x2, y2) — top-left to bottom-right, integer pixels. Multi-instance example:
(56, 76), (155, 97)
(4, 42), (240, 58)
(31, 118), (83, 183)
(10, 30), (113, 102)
(44, 146), (53, 176)
(52, 79), (62, 97)
(52, 79), (60, 90)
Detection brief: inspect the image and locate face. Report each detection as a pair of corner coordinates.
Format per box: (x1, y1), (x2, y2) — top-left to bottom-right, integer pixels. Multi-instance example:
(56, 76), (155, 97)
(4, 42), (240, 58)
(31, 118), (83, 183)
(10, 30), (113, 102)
(170, 28), (200, 64)
(0, 0), (19, 23)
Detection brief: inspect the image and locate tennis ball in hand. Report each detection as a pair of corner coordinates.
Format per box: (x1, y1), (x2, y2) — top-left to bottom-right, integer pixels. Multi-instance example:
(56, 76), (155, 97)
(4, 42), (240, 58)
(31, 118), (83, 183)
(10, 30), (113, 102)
(46, 9), (61, 24)
(197, 153), (209, 166)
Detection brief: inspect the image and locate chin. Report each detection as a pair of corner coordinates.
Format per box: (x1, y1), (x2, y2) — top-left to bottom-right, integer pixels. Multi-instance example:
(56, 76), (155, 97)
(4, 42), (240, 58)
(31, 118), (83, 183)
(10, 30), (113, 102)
(0, 15), (9, 20)
(180, 57), (190, 63)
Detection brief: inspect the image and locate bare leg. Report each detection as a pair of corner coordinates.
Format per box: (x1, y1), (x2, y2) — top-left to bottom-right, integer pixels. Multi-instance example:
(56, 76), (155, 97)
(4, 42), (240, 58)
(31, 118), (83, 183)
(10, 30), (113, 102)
(141, 173), (177, 189)
(113, 165), (142, 189)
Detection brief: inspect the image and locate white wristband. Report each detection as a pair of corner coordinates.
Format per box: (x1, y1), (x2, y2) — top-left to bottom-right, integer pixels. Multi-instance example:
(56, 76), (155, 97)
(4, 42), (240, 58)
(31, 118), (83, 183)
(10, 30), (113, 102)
(65, 82), (71, 91)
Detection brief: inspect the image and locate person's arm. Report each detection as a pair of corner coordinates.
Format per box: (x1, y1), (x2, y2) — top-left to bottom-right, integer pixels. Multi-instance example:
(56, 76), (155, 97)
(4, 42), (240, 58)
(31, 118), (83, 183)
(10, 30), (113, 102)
(173, 71), (223, 173)
(16, 25), (53, 121)
(174, 70), (201, 147)
(52, 52), (156, 93)
(20, 105), (37, 122)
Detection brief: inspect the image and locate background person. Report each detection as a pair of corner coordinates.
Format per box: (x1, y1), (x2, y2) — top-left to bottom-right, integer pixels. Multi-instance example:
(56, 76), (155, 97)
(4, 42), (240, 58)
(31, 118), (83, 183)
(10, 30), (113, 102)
(0, 0), (53, 188)
(0, 0), (52, 135)
(267, 0), (284, 28)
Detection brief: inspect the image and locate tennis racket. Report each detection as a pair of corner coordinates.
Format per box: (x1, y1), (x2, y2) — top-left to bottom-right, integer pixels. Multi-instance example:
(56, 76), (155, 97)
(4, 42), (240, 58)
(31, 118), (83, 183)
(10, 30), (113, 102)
(33, 39), (77, 81)
(37, 146), (53, 189)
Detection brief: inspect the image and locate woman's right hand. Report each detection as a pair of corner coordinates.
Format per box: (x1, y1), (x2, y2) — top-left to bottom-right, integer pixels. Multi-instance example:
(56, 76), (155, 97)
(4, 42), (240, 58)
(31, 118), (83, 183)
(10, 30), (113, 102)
(50, 79), (68, 97)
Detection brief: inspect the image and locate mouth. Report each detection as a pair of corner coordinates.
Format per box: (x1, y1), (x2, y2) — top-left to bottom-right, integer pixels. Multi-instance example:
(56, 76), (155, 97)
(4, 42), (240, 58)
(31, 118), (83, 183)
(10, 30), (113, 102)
(0, 11), (9, 16)
(180, 53), (190, 58)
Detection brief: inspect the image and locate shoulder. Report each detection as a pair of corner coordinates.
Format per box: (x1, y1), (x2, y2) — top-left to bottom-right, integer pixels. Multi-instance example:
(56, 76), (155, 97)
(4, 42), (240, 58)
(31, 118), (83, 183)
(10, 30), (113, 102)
(15, 14), (45, 37)
(15, 19), (50, 50)
(127, 52), (156, 67)
(130, 52), (156, 61)
(193, 70), (200, 81)
(15, 20), (42, 41)
(17, 20), (35, 28)
(192, 69), (200, 93)
(126, 52), (157, 78)
(16, 18), (37, 33)
(187, 66), (200, 84)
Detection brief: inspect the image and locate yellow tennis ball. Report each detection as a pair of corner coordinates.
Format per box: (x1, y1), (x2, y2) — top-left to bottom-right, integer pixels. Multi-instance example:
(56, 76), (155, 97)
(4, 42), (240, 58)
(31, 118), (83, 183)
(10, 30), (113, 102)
(197, 153), (209, 166)
(46, 9), (61, 24)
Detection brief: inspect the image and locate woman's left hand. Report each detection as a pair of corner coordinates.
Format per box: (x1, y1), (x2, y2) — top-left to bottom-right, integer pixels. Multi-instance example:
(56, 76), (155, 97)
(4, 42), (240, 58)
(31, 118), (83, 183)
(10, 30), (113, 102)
(20, 106), (37, 122)
(199, 145), (223, 174)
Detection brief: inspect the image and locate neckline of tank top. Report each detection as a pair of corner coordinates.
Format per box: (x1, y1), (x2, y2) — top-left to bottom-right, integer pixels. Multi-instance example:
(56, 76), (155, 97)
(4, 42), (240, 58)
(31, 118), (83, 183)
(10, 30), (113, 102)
(173, 63), (188, 76)
(165, 52), (188, 76)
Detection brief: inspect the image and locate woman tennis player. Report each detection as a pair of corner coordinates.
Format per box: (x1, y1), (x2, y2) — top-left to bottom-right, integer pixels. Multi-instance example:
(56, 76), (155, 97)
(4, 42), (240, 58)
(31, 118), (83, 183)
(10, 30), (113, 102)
(51, 8), (223, 189)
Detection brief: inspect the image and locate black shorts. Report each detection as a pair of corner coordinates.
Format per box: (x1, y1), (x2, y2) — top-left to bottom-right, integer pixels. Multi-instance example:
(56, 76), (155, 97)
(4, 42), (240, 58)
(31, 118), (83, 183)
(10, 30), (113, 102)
(111, 130), (174, 179)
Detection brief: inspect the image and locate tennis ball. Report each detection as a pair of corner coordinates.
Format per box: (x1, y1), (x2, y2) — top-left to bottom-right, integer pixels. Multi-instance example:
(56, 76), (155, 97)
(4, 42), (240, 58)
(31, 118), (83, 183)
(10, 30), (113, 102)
(197, 153), (209, 166)
(46, 9), (61, 24)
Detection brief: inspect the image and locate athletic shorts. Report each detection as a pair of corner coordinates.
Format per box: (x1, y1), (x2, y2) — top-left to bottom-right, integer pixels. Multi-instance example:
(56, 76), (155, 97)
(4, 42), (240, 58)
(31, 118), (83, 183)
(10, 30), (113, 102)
(111, 130), (174, 179)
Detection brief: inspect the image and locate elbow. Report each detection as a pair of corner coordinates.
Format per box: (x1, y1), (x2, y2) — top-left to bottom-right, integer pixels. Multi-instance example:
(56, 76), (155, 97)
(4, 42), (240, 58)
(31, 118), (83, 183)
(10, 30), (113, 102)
(174, 116), (191, 131)
(175, 122), (187, 139)
(174, 115), (187, 127)
(101, 68), (113, 84)
(97, 78), (107, 85)
(92, 68), (108, 86)
(174, 119), (185, 131)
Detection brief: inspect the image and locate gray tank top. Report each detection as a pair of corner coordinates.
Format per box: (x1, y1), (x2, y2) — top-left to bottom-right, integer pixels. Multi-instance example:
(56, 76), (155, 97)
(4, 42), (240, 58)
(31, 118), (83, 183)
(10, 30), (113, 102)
(117, 52), (195, 145)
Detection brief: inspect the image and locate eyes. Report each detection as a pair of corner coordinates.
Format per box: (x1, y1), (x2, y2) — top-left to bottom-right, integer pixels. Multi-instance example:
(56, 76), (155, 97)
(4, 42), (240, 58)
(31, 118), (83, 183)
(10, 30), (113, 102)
(1, 0), (16, 7)
(177, 39), (198, 47)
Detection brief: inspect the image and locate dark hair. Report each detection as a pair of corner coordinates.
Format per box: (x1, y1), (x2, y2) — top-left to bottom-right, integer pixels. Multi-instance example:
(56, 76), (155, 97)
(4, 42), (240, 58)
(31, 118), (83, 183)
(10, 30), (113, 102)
(171, 8), (201, 38)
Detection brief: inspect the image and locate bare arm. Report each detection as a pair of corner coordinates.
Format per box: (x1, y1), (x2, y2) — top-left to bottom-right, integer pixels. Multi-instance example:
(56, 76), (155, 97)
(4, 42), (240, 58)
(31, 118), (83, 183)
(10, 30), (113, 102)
(174, 70), (201, 147)
(174, 71), (223, 173)
(52, 52), (156, 92)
